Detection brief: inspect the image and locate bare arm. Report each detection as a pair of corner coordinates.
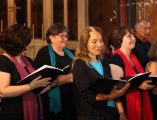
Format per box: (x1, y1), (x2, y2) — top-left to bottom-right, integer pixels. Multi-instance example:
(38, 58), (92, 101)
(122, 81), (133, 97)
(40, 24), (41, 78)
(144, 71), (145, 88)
(146, 61), (157, 94)
(40, 73), (73, 94)
(146, 61), (157, 74)
(0, 71), (51, 98)
(110, 64), (127, 120)
(96, 83), (129, 101)
(57, 73), (73, 85)
(138, 61), (155, 90)
(116, 101), (127, 120)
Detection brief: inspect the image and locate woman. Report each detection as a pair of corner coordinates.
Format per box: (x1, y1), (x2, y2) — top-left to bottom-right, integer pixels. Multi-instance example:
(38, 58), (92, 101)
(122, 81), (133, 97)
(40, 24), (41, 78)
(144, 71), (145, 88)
(145, 39), (157, 120)
(72, 26), (130, 120)
(34, 23), (76, 120)
(0, 24), (51, 120)
(110, 26), (154, 120)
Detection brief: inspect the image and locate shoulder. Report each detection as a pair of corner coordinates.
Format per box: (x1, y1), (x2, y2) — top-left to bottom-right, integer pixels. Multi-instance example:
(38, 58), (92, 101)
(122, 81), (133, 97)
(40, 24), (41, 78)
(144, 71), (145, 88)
(146, 61), (157, 71)
(35, 46), (49, 60)
(72, 59), (90, 73)
(0, 55), (13, 73)
(110, 54), (124, 67)
(101, 59), (110, 70)
(36, 46), (49, 55)
(34, 46), (51, 68)
(109, 54), (124, 77)
(73, 59), (87, 68)
(0, 55), (12, 64)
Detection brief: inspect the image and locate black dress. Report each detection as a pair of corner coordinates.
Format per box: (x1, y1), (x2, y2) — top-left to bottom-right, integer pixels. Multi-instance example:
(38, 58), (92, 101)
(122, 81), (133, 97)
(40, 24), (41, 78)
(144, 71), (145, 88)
(34, 46), (76, 120)
(72, 59), (119, 120)
(0, 55), (35, 120)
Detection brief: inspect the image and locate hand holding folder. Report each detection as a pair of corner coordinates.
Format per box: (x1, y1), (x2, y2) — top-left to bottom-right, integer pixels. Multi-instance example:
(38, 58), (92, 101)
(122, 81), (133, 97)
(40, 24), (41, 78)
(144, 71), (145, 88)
(17, 65), (70, 85)
(147, 75), (157, 85)
(17, 65), (70, 93)
(93, 72), (151, 93)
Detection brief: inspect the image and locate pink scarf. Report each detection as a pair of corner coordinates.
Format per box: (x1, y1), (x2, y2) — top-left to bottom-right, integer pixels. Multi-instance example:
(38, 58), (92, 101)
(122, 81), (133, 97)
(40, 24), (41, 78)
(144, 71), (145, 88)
(6, 54), (43, 120)
(115, 49), (153, 120)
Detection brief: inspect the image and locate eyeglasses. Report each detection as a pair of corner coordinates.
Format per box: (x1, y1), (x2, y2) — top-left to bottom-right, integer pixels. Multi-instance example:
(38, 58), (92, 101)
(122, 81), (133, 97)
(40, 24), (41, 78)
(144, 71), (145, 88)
(55, 34), (69, 39)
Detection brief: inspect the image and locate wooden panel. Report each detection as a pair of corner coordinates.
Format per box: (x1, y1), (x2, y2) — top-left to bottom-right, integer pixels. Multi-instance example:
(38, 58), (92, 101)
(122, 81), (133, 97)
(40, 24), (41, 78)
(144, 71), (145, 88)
(53, 0), (64, 23)
(88, 0), (119, 53)
(68, 0), (78, 40)
(0, 0), (7, 31)
(89, 0), (118, 39)
(15, 0), (27, 24)
(31, 0), (43, 38)
(136, 0), (157, 41)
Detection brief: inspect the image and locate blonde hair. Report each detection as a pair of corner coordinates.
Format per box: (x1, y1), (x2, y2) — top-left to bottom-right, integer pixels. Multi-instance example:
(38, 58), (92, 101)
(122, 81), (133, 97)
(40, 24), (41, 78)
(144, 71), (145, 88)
(72, 26), (105, 67)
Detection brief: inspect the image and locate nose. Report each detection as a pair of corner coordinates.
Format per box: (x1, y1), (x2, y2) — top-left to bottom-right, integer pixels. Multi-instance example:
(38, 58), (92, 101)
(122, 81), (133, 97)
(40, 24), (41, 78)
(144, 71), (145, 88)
(97, 41), (104, 49)
(131, 35), (136, 41)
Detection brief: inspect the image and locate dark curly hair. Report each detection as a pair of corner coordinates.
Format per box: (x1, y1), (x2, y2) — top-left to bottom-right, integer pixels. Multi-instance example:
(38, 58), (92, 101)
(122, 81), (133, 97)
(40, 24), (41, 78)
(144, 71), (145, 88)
(46, 23), (69, 43)
(0, 24), (31, 56)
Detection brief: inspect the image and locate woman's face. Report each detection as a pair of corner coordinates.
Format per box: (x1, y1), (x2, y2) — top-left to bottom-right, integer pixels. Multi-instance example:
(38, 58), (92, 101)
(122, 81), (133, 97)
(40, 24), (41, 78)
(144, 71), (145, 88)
(87, 31), (104, 58)
(50, 32), (68, 49)
(121, 31), (136, 50)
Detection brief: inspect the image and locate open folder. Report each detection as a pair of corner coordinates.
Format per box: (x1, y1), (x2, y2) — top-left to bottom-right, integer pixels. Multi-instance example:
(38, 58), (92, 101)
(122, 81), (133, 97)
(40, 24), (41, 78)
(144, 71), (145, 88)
(93, 72), (151, 93)
(17, 64), (70, 85)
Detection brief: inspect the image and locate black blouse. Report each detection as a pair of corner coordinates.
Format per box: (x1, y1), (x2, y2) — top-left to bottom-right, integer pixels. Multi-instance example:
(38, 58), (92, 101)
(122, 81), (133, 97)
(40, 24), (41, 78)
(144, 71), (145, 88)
(0, 55), (34, 120)
(34, 46), (76, 120)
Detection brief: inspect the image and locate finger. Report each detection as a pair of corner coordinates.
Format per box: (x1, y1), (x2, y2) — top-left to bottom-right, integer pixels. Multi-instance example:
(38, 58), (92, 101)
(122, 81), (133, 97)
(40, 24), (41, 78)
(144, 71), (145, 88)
(50, 82), (57, 88)
(121, 83), (130, 91)
(35, 76), (42, 80)
(43, 77), (52, 81)
(113, 85), (117, 90)
(44, 82), (51, 85)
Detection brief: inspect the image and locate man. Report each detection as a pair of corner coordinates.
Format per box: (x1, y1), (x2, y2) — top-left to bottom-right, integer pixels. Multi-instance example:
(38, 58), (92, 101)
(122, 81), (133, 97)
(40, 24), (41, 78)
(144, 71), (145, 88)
(132, 19), (151, 69)
(133, 19), (157, 120)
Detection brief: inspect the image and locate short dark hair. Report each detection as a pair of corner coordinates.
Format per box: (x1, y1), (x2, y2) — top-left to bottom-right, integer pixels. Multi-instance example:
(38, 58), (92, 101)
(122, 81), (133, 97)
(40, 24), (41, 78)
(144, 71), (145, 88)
(111, 26), (133, 49)
(46, 23), (69, 43)
(0, 24), (31, 56)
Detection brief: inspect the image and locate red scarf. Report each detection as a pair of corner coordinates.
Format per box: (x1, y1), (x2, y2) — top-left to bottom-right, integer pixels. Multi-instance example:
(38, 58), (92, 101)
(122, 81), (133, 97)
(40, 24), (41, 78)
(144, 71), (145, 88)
(6, 54), (43, 120)
(115, 49), (153, 120)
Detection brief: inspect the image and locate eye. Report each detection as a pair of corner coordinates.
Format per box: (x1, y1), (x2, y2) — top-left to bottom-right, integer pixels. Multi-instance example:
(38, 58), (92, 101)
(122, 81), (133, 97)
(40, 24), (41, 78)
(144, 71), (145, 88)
(128, 35), (132, 38)
(92, 40), (97, 43)
(99, 39), (103, 43)
(127, 34), (133, 38)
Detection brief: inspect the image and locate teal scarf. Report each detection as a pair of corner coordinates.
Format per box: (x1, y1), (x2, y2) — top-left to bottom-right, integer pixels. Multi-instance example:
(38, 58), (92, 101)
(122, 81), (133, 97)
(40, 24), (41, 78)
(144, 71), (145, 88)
(48, 43), (74, 113)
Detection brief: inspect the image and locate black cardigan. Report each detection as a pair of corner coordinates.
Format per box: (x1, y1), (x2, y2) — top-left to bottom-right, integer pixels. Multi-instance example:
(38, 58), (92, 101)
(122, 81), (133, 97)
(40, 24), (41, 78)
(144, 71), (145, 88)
(72, 59), (116, 116)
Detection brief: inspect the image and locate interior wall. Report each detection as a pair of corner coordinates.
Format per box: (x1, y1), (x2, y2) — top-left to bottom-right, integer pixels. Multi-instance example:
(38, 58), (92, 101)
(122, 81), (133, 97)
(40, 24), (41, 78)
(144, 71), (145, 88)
(0, 0), (7, 30)
(88, 0), (118, 39)
(136, 0), (157, 41)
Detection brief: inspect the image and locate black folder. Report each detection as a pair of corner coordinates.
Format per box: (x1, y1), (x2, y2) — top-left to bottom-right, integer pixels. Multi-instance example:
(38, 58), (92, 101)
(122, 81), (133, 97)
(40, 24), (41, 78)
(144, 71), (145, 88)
(17, 65), (70, 85)
(93, 72), (151, 93)
(147, 75), (157, 85)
